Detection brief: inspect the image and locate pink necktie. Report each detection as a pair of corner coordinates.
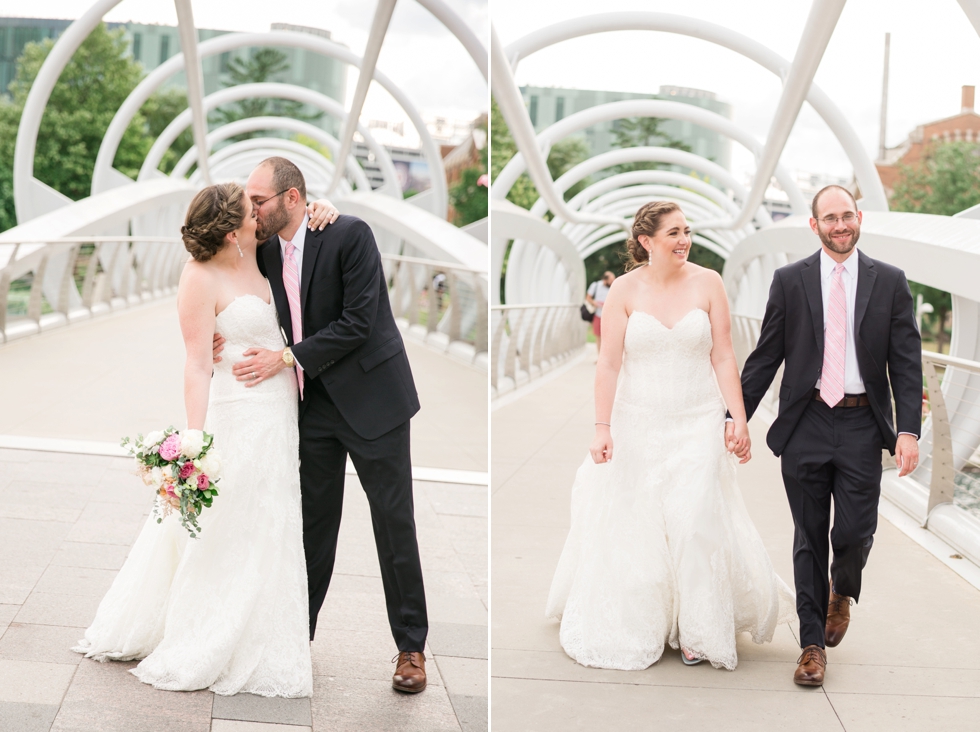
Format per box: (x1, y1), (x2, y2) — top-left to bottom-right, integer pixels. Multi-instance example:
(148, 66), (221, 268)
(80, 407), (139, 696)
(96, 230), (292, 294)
(820, 263), (846, 408)
(283, 241), (304, 400)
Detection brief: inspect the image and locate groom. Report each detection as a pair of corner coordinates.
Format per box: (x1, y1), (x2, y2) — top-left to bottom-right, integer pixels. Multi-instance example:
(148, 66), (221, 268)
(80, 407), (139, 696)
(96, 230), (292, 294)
(220, 157), (429, 693)
(732, 185), (922, 686)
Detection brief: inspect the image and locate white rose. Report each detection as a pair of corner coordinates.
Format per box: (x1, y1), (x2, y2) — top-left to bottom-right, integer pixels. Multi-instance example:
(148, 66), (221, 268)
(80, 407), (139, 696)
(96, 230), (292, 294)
(143, 430), (166, 448)
(198, 450), (222, 480)
(149, 466), (165, 487)
(180, 429), (205, 459)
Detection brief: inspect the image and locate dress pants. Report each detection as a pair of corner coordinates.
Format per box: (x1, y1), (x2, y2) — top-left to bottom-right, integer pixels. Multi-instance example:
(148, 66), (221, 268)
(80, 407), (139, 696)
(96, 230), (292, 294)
(298, 377), (428, 652)
(779, 396), (883, 649)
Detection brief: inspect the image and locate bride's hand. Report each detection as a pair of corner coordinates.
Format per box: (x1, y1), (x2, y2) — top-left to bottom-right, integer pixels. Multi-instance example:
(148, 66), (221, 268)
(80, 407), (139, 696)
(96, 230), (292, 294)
(307, 199), (339, 230)
(732, 422), (752, 464)
(590, 426), (613, 463)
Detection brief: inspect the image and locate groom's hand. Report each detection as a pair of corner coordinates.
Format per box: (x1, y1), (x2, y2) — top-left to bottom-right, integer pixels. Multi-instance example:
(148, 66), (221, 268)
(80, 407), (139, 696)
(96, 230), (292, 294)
(895, 433), (919, 477)
(212, 333), (225, 363)
(233, 348), (288, 387)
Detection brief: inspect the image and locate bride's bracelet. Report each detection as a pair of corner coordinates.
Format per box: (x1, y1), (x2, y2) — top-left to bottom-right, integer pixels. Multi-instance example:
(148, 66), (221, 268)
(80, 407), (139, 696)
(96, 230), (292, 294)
(595, 421), (611, 427)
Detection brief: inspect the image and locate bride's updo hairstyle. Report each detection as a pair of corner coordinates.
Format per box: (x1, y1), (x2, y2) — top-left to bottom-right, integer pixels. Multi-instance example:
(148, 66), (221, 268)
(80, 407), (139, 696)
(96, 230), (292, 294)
(624, 201), (681, 270)
(180, 183), (247, 262)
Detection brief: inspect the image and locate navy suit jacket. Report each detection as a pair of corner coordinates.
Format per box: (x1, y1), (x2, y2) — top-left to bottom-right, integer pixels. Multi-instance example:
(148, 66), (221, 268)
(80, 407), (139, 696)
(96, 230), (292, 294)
(741, 249), (922, 457)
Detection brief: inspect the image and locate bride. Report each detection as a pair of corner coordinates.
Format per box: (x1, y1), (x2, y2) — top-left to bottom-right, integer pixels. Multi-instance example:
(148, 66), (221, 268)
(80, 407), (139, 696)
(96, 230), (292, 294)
(546, 201), (794, 671)
(73, 183), (333, 697)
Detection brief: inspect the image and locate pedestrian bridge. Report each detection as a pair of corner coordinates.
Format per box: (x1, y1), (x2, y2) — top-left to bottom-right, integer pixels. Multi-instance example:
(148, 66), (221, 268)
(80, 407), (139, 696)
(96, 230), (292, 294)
(0, 296), (488, 732)
(491, 350), (980, 731)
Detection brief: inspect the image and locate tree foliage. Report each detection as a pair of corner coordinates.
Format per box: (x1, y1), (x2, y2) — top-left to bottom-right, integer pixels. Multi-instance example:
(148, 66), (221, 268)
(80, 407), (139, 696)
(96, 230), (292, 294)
(449, 118), (488, 227)
(889, 142), (980, 352)
(0, 23), (196, 230)
(209, 48), (322, 140)
(0, 24), (148, 229)
(489, 96), (591, 211)
(609, 116), (692, 175)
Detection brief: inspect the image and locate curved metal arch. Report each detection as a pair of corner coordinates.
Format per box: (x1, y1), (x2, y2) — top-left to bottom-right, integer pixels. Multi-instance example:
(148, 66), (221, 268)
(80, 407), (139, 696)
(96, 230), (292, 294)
(88, 30), (447, 215)
(415, 0), (489, 81)
(493, 99), (808, 216)
(187, 138), (344, 191)
(503, 11), (888, 212)
(137, 83), (400, 197)
(170, 116), (374, 195)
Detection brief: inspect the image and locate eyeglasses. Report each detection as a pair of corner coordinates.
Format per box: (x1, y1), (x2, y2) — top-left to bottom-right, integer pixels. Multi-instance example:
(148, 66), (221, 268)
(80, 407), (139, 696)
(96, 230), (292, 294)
(253, 189), (291, 211)
(819, 212), (857, 225)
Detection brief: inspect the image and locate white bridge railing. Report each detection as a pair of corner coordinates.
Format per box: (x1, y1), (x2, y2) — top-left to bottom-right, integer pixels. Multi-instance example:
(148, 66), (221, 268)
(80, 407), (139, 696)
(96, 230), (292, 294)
(491, 302), (587, 397)
(0, 238), (488, 368)
(0, 235), (187, 343)
(383, 253), (488, 367)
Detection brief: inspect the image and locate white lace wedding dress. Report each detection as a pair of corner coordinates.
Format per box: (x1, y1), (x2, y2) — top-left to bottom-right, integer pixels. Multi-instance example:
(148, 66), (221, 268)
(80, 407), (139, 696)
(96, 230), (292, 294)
(74, 294), (313, 697)
(546, 308), (795, 671)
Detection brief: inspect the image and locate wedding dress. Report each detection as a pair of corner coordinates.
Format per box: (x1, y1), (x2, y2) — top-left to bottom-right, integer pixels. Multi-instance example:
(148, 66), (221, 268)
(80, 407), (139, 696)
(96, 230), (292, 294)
(74, 293), (313, 697)
(546, 308), (795, 671)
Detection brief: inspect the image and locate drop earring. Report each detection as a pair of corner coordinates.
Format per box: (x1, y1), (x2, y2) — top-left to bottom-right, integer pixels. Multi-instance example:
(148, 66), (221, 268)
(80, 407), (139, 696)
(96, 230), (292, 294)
(236, 241), (244, 258)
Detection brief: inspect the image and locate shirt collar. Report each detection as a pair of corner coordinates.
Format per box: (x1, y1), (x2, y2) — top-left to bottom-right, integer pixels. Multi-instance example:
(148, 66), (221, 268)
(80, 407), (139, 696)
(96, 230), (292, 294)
(279, 213), (309, 253)
(820, 247), (859, 279)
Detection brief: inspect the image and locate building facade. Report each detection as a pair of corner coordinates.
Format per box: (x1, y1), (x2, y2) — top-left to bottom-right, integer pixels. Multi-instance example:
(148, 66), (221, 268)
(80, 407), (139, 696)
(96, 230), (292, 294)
(875, 85), (980, 199)
(519, 84), (733, 172)
(0, 17), (347, 136)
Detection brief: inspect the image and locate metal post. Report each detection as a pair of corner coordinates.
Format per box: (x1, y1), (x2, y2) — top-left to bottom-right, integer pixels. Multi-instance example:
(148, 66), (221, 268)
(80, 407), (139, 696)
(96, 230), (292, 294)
(329, 0), (398, 195)
(173, 0), (211, 185)
(878, 32), (890, 162)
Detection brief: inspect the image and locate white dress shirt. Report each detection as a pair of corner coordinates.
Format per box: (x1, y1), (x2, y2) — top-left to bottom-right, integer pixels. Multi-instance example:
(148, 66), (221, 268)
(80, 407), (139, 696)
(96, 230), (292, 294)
(278, 213), (310, 369)
(815, 247), (865, 395)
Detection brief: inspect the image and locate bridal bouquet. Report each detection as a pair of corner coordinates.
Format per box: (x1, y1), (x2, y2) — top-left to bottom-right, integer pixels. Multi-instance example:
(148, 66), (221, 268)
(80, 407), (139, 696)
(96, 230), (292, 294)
(121, 427), (222, 538)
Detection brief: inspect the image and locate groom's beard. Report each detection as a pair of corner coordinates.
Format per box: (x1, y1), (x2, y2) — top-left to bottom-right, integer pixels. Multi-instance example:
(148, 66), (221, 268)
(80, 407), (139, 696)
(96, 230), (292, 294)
(255, 200), (290, 241)
(818, 224), (860, 255)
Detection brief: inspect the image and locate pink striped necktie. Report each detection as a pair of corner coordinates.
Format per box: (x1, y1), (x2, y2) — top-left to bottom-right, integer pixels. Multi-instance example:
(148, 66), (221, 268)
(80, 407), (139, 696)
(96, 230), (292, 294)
(820, 263), (847, 408)
(283, 241), (304, 400)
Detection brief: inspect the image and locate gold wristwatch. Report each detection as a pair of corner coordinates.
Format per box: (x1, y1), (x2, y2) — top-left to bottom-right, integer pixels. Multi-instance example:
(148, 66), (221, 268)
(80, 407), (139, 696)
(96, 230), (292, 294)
(282, 347), (295, 367)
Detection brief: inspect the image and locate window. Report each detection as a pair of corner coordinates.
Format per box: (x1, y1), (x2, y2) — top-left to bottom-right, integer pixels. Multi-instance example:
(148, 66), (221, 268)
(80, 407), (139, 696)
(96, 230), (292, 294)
(529, 95), (538, 126)
(132, 33), (141, 62)
(555, 96), (565, 121)
(160, 35), (170, 64)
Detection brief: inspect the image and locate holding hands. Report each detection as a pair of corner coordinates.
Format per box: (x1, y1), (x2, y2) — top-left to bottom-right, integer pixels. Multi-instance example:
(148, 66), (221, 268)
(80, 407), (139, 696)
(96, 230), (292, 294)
(725, 421), (752, 464)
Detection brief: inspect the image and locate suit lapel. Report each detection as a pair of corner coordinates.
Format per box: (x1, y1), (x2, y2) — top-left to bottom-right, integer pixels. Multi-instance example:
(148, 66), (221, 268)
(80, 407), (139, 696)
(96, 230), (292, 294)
(854, 249), (877, 334)
(300, 227), (323, 309)
(800, 251), (824, 355)
(262, 239), (294, 345)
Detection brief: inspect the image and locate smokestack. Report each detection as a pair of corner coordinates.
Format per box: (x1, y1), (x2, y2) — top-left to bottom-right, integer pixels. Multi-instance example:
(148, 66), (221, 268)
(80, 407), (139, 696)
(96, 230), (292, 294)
(963, 85), (975, 114)
(878, 33), (890, 162)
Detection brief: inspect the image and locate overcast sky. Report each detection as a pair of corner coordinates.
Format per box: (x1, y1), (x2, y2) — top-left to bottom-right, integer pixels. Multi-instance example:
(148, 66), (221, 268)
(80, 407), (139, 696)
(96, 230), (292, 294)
(493, 0), (980, 183)
(0, 0), (488, 124)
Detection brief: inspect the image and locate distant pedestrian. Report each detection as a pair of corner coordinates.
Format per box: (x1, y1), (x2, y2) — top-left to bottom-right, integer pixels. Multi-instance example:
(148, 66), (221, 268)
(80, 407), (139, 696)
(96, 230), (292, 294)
(586, 271), (616, 353)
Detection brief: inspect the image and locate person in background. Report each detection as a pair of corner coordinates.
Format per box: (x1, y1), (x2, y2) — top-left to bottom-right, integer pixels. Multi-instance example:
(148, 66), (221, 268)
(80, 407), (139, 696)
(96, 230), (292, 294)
(587, 271), (616, 353)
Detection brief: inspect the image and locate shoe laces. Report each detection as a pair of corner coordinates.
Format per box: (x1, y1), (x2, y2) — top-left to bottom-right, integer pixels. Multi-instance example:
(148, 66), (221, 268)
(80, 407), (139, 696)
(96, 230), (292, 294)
(797, 646), (826, 666)
(392, 651), (423, 668)
(828, 596), (852, 614)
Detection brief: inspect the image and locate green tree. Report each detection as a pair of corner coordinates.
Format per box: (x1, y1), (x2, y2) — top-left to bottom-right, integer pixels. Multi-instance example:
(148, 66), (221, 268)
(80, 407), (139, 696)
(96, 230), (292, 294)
(0, 23), (149, 229)
(609, 116), (692, 175)
(210, 48), (323, 139)
(890, 142), (980, 352)
(489, 97), (592, 211)
(449, 118), (488, 227)
(141, 86), (191, 175)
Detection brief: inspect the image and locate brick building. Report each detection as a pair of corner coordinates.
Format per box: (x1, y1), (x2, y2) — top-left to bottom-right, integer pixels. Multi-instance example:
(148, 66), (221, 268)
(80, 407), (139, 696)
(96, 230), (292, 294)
(875, 85), (980, 198)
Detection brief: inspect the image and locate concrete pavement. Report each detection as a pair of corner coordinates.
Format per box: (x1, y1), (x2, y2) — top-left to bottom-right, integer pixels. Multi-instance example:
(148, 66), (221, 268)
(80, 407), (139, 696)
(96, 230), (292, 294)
(491, 351), (980, 731)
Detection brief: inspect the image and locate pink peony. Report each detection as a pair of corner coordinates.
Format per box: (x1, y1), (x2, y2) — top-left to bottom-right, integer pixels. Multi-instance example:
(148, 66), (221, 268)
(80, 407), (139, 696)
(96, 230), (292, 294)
(159, 434), (181, 461)
(179, 461), (196, 480)
(165, 482), (177, 498)
(197, 473), (210, 490)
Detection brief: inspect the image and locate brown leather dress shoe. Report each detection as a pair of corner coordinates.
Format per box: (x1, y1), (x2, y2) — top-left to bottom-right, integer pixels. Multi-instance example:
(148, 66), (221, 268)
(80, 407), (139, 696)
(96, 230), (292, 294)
(392, 651), (427, 693)
(825, 580), (852, 648)
(794, 645), (827, 686)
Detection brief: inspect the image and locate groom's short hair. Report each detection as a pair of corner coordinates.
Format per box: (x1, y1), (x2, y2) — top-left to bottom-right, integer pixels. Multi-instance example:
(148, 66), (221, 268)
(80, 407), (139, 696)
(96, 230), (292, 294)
(812, 185), (858, 218)
(261, 156), (307, 202)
